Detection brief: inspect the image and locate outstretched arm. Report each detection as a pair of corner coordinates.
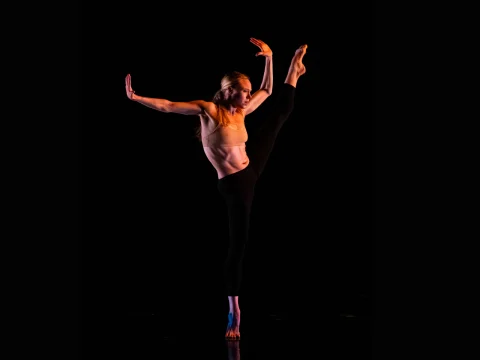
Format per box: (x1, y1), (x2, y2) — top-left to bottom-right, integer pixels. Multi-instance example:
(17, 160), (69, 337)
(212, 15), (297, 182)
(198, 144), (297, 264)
(244, 38), (273, 116)
(125, 74), (211, 116)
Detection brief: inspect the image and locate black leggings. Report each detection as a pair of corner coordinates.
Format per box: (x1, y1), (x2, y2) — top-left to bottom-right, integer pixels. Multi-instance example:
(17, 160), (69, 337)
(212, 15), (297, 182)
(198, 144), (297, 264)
(217, 83), (296, 296)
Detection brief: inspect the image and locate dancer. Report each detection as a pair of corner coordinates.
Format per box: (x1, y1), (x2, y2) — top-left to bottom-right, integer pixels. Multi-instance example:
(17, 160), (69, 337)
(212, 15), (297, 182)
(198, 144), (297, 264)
(125, 38), (307, 339)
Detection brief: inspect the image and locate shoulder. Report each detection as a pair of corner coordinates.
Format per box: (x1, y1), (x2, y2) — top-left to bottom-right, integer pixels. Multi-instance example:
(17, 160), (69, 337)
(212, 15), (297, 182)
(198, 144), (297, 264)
(199, 102), (219, 122)
(192, 100), (216, 115)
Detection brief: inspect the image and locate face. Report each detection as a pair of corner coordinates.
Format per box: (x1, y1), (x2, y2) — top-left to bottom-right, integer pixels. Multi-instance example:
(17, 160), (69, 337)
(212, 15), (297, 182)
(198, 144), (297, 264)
(230, 79), (252, 108)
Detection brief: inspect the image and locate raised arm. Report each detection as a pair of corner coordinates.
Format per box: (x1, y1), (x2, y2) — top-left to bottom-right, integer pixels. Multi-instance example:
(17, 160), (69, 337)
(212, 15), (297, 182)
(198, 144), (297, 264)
(244, 38), (273, 116)
(125, 74), (212, 116)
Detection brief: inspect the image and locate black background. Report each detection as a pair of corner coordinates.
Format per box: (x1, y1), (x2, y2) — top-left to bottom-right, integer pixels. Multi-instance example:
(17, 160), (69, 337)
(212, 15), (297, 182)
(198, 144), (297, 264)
(31, 0), (471, 356)
(80, 2), (374, 326)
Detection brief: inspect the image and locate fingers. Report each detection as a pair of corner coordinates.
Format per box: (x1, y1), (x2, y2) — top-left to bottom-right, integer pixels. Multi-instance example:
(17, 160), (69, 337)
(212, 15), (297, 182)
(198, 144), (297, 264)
(250, 37), (271, 54)
(250, 37), (263, 47)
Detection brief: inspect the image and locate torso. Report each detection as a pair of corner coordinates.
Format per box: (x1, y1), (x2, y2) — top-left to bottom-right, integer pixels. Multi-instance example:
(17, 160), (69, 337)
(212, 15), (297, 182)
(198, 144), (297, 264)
(202, 145), (249, 179)
(200, 106), (249, 179)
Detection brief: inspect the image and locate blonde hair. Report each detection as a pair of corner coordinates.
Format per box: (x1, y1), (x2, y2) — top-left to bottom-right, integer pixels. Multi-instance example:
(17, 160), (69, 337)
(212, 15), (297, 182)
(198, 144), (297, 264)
(195, 71), (250, 141)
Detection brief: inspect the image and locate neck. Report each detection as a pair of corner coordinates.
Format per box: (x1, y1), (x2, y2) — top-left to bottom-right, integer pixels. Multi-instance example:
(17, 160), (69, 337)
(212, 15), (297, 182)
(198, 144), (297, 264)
(223, 103), (238, 116)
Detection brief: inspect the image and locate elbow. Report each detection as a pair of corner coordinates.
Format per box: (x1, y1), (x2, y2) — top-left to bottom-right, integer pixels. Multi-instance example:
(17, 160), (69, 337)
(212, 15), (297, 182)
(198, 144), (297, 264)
(163, 101), (174, 113)
(261, 88), (272, 96)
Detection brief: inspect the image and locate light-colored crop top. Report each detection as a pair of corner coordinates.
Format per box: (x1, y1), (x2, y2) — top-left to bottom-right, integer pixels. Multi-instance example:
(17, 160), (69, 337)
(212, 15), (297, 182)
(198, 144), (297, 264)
(200, 107), (248, 147)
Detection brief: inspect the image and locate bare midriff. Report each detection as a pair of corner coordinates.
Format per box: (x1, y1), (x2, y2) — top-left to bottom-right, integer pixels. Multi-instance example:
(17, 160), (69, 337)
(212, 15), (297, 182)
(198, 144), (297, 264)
(203, 144), (250, 179)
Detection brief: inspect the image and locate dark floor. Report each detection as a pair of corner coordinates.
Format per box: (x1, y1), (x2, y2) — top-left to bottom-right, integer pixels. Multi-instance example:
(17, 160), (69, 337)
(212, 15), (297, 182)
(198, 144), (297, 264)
(83, 302), (371, 359)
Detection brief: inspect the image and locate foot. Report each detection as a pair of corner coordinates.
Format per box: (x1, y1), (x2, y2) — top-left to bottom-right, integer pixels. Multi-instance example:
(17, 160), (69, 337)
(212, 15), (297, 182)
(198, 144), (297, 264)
(285, 44), (307, 87)
(292, 44), (307, 76)
(225, 311), (241, 340)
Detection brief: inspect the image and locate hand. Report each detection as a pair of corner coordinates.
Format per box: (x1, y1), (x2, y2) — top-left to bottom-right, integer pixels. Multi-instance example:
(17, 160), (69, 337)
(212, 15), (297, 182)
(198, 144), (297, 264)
(250, 38), (272, 57)
(125, 74), (135, 100)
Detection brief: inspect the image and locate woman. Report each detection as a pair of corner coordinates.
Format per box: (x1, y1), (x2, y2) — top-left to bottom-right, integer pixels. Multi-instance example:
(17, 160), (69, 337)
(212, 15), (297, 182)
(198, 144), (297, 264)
(125, 38), (307, 339)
